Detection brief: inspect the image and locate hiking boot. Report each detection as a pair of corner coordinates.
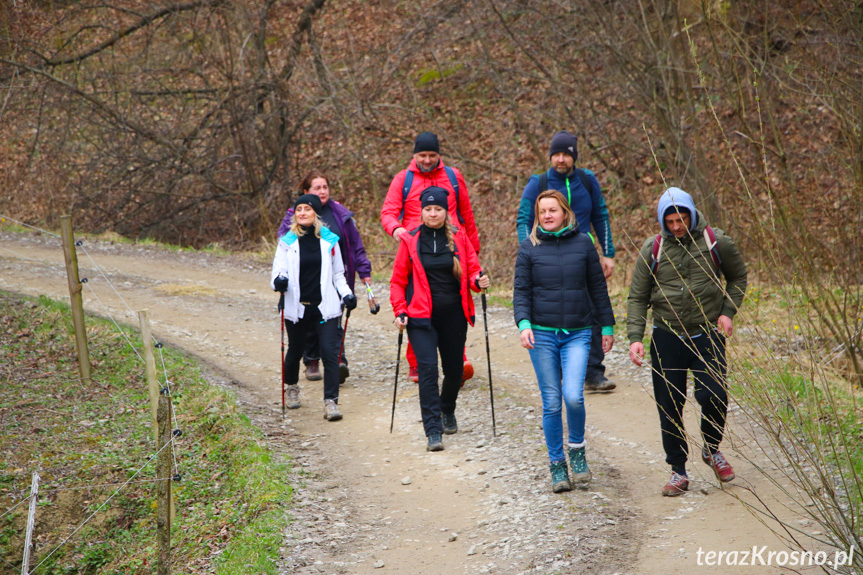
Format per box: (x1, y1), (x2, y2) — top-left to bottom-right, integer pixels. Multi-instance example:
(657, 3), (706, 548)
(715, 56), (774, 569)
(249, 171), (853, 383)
(427, 433), (444, 452)
(661, 472), (690, 497)
(462, 360), (474, 383)
(304, 360), (322, 381)
(286, 385), (301, 409)
(442, 412), (458, 435)
(339, 362), (350, 384)
(568, 446), (591, 487)
(409, 366), (419, 383)
(702, 448), (736, 482)
(323, 399), (342, 421)
(550, 461), (572, 493)
(584, 375), (616, 392)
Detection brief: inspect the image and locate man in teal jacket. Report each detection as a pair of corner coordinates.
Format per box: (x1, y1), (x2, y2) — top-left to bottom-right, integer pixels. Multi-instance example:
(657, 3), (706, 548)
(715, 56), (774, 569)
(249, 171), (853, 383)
(517, 131), (616, 390)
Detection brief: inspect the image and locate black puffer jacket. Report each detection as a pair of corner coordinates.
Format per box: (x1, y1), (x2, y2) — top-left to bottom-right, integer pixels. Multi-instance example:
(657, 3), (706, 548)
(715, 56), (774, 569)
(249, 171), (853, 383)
(513, 226), (614, 330)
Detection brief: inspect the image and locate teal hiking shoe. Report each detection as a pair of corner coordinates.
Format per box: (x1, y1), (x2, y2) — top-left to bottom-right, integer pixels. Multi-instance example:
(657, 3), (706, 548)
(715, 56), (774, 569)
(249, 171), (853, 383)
(442, 412), (458, 435)
(550, 461), (572, 493)
(569, 446), (591, 487)
(427, 433), (444, 452)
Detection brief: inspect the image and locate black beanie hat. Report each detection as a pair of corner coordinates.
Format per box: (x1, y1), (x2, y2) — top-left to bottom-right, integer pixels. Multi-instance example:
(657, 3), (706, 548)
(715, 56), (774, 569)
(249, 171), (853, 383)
(420, 186), (448, 210)
(413, 131), (440, 154)
(293, 193), (322, 214)
(549, 130), (578, 161)
(663, 205), (691, 219)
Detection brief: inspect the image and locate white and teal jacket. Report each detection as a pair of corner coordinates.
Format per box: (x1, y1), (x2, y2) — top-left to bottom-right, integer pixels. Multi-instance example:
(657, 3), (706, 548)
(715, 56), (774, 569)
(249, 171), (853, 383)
(270, 226), (352, 323)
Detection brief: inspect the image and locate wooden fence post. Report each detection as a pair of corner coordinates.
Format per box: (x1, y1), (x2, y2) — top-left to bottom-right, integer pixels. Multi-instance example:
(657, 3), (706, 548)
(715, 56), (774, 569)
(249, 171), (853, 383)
(138, 310), (161, 443)
(156, 395), (172, 575)
(21, 471), (39, 575)
(59, 216), (91, 385)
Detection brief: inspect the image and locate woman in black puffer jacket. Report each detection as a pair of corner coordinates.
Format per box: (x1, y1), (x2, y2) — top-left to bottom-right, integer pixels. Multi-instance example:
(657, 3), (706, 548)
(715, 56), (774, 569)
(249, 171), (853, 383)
(513, 190), (615, 493)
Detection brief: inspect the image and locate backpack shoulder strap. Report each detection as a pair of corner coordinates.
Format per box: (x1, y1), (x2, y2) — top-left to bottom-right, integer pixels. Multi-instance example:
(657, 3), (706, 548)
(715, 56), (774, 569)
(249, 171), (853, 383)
(399, 170), (414, 220)
(650, 234), (663, 273)
(576, 169), (592, 193)
(703, 226), (722, 272)
(443, 166), (464, 224)
(538, 172), (548, 195)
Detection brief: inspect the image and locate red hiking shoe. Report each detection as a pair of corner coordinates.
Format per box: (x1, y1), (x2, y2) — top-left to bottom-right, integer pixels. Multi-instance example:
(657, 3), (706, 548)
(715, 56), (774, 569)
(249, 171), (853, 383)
(661, 472), (690, 497)
(702, 448), (736, 482)
(462, 360), (474, 383)
(408, 366), (419, 383)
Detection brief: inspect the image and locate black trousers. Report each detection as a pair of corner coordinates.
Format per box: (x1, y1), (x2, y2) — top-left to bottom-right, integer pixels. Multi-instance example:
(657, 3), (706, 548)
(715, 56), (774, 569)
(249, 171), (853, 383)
(284, 305), (341, 401)
(585, 290), (605, 381)
(302, 316), (347, 366)
(650, 327), (728, 470)
(406, 302), (467, 436)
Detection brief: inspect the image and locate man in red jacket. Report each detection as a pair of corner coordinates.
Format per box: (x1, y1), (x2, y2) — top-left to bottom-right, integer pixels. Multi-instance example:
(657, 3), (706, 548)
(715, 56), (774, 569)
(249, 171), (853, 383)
(381, 131), (481, 382)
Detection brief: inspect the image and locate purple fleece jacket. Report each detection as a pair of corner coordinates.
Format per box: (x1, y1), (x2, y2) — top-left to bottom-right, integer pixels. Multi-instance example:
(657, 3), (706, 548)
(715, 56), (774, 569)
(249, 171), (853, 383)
(278, 200), (372, 291)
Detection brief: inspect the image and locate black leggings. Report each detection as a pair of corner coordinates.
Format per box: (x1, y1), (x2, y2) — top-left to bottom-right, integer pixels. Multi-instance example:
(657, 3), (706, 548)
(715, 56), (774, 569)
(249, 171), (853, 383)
(406, 302), (467, 436)
(284, 305), (341, 401)
(650, 327), (728, 471)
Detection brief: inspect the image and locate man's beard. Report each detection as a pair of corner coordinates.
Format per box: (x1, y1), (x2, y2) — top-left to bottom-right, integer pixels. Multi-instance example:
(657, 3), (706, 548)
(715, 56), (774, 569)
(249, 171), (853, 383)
(418, 160), (440, 173)
(552, 165), (571, 175)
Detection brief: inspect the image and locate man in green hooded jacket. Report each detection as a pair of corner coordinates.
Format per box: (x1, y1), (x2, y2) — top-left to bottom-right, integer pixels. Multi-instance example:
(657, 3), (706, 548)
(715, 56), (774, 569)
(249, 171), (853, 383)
(627, 187), (747, 497)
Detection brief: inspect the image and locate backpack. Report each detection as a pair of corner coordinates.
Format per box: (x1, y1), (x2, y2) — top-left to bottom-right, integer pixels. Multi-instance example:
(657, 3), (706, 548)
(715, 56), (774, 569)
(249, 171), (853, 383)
(650, 227), (722, 275)
(401, 166), (464, 224)
(537, 169), (592, 207)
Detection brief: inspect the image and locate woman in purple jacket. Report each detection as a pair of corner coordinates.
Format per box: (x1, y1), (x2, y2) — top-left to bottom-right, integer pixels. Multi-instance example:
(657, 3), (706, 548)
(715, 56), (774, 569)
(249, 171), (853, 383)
(278, 171), (373, 383)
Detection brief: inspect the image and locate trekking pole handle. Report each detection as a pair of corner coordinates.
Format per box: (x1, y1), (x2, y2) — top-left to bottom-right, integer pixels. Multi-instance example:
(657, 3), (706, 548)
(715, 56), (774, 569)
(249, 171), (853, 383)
(365, 281), (380, 314)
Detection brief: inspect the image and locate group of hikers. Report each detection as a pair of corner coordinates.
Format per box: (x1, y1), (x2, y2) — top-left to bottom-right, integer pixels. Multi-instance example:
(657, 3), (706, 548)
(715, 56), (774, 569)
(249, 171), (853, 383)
(270, 129), (748, 497)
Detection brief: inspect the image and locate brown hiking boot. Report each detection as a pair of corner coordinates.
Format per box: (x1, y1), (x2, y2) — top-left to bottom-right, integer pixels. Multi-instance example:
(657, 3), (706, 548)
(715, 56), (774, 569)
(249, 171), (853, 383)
(584, 375), (616, 392)
(286, 385), (301, 409)
(304, 360), (322, 381)
(324, 399), (342, 421)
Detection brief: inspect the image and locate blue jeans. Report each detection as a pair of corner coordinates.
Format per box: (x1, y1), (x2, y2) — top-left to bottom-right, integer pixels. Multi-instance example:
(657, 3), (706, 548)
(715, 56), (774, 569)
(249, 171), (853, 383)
(528, 328), (591, 462)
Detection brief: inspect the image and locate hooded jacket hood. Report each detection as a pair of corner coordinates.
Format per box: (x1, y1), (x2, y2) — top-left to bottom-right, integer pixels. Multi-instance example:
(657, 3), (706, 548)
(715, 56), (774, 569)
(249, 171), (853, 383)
(657, 187), (697, 235)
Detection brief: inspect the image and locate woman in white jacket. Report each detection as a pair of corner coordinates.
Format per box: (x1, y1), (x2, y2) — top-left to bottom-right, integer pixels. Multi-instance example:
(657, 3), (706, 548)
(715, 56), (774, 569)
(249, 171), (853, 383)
(271, 194), (357, 420)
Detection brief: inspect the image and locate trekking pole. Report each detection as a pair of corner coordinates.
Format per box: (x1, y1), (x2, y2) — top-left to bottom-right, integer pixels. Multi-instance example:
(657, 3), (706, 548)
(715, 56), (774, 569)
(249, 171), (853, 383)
(364, 280), (380, 314)
(390, 328), (404, 433)
(279, 293), (286, 417)
(339, 307), (352, 364)
(479, 272), (496, 437)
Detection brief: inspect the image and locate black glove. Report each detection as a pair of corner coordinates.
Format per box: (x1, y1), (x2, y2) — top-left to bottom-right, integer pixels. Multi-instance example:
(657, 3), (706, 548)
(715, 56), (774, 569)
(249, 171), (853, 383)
(273, 276), (288, 293)
(343, 293), (357, 311)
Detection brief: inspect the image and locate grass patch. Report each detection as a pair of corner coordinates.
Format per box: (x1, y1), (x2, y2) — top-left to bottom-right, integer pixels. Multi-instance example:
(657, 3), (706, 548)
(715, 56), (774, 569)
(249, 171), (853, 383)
(0, 291), (292, 574)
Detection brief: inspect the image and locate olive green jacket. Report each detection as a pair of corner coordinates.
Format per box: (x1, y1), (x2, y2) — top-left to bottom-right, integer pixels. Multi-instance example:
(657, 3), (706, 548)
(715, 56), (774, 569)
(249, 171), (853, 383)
(626, 211), (748, 344)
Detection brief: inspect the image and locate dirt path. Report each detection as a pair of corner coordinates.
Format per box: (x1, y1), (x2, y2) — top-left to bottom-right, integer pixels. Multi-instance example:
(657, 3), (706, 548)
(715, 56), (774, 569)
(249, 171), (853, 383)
(1, 230), (806, 574)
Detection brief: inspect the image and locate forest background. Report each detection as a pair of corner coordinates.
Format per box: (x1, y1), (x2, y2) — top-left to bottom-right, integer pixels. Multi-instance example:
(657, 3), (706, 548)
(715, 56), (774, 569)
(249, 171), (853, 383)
(1, 0), (861, 380)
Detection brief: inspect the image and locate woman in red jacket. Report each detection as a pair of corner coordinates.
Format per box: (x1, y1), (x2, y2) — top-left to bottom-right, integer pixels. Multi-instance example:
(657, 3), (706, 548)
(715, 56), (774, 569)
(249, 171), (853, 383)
(391, 187), (490, 451)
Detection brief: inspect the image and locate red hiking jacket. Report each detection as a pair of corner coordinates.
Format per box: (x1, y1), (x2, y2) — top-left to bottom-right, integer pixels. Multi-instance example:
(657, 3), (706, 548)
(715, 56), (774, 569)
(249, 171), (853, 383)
(381, 159), (481, 253)
(390, 225), (483, 327)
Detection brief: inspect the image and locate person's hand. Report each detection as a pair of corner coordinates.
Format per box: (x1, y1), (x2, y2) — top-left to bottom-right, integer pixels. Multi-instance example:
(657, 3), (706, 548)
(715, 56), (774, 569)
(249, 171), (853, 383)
(394, 313), (408, 330)
(273, 276), (288, 293)
(361, 277), (372, 287)
(343, 294), (357, 311)
(477, 273), (490, 289)
(718, 315), (733, 337)
(520, 328), (535, 350)
(600, 256), (615, 279)
(393, 227), (407, 242)
(602, 335), (614, 353)
(629, 342), (645, 366)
